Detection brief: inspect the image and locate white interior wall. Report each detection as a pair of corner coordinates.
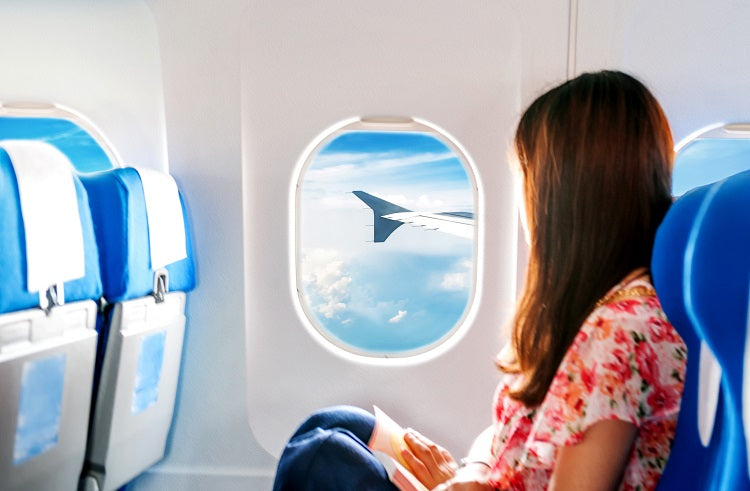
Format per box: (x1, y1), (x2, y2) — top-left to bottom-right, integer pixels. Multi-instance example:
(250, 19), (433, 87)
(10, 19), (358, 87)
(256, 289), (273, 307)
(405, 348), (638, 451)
(241, 0), (520, 460)
(6, 0), (748, 489)
(138, 0), (568, 489)
(138, 1), (750, 489)
(132, 1), (278, 490)
(241, 0), (569, 466)
(576, 0), (750, 144)
(0, 0), (167, 169)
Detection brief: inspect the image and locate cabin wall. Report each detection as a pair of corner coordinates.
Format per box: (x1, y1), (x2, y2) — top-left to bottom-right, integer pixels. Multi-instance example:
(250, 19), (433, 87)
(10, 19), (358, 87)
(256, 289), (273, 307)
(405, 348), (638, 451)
(0, 0), (167, 169)
(138, 0), (568, 489)
(6, 1), (747, 490)
(133, 1), (279, 489)
(141, 4), (750, 490)
(84, 1), (750, 489)
(575, 0), (750, 144)
(240, 0), (539, 461)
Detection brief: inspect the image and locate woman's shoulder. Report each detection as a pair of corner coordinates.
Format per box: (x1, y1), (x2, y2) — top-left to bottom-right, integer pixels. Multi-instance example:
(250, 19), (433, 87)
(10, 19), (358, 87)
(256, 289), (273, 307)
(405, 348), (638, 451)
(542, 277), (687, 432)
(570, 277), (686, 367)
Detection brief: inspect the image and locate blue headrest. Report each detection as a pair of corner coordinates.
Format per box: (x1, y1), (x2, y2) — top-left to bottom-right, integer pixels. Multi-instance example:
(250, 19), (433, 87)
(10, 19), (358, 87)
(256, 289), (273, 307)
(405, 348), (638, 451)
(80, 168), (195, 303)
(0, 149), (102, 314)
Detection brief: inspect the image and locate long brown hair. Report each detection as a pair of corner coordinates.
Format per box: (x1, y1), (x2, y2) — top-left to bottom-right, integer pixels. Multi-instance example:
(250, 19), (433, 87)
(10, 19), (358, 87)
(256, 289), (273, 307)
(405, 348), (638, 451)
(503, 71), (674, 406)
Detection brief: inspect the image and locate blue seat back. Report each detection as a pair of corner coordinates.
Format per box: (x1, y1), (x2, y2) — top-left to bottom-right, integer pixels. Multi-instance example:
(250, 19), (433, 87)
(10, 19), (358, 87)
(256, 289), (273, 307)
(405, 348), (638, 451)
(0, 148), (102, 314)
(77, 166), (195, 490)
(689, 170), (750, 490)
(80, 167), (195, 303)
(0, 142), (100, 491)
(654, 170), (750, 490)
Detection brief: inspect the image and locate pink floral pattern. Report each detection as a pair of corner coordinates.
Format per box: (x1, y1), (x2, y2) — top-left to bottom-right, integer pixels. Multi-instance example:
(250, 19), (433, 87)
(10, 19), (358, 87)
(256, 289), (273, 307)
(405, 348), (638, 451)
(488, 279), (687, 491)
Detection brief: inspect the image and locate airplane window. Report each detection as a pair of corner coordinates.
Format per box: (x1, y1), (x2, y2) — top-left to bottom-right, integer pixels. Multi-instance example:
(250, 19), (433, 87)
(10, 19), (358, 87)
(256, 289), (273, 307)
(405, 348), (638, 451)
(296, 118), (477, 357)
(673, 123), (750, 196)
(0, 102), (118, 172)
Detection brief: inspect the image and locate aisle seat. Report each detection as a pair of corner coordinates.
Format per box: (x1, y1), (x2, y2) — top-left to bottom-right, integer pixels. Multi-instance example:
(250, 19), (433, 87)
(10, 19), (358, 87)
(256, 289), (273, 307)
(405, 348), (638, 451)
(0, 142), (101, 491)
(79, 167), (195, 491)
(653, 169), (750, 490)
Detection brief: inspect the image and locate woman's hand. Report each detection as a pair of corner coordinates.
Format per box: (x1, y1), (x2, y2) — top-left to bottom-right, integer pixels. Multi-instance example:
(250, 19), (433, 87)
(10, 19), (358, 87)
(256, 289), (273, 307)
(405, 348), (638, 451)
(432, 480), (494, 491)
(431, 463), (495, 491)
(401, 429), (458, 489)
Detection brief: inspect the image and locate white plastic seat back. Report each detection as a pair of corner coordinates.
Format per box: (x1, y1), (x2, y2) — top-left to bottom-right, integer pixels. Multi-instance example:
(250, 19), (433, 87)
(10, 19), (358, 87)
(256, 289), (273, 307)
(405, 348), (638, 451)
(79, 168), (195, 491)
(0, 142), (101, 491)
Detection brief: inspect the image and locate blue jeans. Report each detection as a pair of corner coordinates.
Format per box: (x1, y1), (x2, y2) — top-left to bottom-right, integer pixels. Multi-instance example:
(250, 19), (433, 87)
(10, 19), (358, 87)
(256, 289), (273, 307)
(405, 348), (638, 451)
(272, 406), (398, 491)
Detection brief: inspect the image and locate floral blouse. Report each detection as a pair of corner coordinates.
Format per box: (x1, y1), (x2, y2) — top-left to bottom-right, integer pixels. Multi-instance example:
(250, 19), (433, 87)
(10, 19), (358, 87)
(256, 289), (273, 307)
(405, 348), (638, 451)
(488, 278), (687, 491)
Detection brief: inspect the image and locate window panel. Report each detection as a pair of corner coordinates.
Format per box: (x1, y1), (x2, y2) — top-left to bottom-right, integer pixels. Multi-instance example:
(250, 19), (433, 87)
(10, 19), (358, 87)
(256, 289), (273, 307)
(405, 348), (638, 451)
(297, 120), (477, 357)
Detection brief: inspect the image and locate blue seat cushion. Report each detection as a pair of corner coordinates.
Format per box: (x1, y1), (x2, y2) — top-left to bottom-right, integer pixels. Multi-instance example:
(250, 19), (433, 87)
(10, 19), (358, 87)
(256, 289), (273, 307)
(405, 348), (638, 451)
(652, 182), (723, 489)
(80, 168), (195, 303)
(689, 169), (750, 385)
(0, 149), (102, 314)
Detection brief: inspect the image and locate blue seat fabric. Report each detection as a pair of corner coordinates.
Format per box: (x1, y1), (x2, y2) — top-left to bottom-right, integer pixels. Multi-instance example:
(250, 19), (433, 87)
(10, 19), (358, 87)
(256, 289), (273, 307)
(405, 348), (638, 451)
(0, 148), (102, 314)
(653, 170), (750, 490)
(80, 167), (195, 304)
(653, 183), (724, 489)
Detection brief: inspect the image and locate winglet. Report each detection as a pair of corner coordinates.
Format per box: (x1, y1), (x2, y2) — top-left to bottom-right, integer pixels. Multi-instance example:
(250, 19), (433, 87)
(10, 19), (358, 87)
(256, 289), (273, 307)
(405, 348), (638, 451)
(353, 191), (410, 243)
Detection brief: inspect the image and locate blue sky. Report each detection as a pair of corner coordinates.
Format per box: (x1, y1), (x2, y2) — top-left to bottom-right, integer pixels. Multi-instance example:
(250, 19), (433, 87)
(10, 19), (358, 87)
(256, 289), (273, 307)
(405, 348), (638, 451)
(673, 138), (750, 195)
(0, 116), (112, 173)
(299, 131), (475, 354)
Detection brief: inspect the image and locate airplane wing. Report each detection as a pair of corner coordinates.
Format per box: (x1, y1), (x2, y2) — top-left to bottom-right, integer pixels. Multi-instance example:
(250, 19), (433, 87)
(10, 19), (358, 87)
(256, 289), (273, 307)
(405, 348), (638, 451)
(353, 190), (474, 242)
(382, 211), (473, 239)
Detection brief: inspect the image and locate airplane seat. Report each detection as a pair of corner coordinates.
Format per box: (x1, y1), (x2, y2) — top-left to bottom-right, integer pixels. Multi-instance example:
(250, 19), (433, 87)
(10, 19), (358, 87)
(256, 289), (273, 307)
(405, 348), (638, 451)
(78, 167), (196, 491)
(653, 169), (750, 490)
(0, 142), (101, 491)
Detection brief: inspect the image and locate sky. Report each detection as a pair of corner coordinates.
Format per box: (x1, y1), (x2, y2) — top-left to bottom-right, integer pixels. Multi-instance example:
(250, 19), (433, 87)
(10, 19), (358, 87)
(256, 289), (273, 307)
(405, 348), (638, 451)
(673, 138), (750, 195)
(299, 131), (476, 355)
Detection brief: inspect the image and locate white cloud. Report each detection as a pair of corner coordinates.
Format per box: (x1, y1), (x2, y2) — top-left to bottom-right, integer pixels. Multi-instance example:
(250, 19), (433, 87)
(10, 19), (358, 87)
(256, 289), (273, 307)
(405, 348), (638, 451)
(305, 163), (358, 183)
(377, 190), (467, 213)
(439, 257), (473, 291)
(441, 272), (469, 291)
(389, 310), (408, 323)
(318, 301), (346, 319)
(416, 194), (444, 209)
(302, 249), (352, 318)
(305, 151), (456, 186)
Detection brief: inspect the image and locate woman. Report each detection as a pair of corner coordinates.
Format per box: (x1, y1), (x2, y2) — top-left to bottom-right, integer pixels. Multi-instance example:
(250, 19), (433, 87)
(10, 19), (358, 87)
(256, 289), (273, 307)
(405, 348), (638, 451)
(273, 70), (686, 491)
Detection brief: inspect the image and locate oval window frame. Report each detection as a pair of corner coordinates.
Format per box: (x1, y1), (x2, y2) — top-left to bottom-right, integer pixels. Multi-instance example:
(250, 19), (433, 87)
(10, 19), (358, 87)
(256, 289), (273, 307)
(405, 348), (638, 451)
(291, 116), (482, 361)
(673, 122), (750, 196)
(0, 101), (122, 171)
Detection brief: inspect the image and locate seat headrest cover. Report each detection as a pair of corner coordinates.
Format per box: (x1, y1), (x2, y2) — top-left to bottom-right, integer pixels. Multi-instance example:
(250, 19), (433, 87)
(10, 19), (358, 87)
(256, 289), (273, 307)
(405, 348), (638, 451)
(80, 168), (195, 303)
(0, 140), (85, 292)
(135, 167), (188, 269)
(0, 148), (102, 314)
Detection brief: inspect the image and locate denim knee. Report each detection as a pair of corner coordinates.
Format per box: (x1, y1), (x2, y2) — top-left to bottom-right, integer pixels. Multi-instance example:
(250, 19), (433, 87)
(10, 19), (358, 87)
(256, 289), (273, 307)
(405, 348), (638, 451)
(292, 405), (376, 443)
